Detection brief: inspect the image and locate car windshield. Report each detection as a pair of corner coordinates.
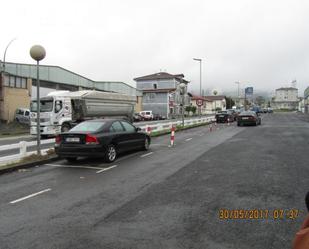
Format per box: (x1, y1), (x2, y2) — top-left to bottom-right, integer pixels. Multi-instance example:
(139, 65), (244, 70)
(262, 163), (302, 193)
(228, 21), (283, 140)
(30, 99), (53, 112)
(69, 121), (105, 132)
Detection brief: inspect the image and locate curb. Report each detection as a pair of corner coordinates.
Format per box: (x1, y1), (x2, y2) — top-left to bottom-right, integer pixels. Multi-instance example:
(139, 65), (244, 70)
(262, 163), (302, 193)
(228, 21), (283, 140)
(0, 156), (61, 175)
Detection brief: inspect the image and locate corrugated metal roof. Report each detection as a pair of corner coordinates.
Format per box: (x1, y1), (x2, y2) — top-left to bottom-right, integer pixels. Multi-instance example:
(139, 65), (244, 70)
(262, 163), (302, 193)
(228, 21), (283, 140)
(1, 61), (138, 96)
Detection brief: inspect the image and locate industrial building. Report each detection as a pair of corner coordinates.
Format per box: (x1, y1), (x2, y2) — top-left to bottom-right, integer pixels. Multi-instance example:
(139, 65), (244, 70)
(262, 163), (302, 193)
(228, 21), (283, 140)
(0, 61), (142, 122)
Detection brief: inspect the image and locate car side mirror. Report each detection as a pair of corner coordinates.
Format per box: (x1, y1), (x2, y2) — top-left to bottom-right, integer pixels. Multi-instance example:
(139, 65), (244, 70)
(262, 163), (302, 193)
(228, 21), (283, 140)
(136, 127), (141, 132)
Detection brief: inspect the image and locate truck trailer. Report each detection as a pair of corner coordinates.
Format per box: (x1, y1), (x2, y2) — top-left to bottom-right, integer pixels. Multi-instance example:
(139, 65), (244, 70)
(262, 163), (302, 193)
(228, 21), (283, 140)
(30, 90), (136, 136)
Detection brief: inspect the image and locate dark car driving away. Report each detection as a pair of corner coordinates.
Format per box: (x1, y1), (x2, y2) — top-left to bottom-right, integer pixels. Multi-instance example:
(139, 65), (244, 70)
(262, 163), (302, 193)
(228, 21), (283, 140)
(215, 110), (234, 123)
(55, 119), (151, 163)
(237, 111), (261, 126)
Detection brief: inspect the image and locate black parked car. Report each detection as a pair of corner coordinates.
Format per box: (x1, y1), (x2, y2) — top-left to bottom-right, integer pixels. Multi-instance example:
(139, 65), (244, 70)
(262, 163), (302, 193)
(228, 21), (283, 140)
(55, 119), (150, 163)
(237, 111), (261, 126)
(215, 110), (234, 123)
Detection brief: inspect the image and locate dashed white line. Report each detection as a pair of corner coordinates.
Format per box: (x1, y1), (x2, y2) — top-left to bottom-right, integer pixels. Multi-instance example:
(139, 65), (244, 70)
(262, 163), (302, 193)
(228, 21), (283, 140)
(45, 164), (104, 170)
(140, 152), (153, 158)
(185, 138), (193, 141)
(10, 188), (51, 204)
(96, 165), (118, 174)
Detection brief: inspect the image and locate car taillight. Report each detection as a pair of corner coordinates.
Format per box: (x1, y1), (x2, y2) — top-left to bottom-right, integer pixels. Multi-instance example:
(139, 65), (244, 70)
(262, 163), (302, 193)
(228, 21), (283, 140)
(85, 134), (99, 144)
(55, 135), (61, 144)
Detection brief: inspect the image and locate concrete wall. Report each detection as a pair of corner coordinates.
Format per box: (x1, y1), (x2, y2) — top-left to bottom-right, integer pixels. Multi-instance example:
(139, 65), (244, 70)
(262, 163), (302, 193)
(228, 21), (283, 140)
(2, 78), (32, 122)
(136, 79), (176, 90)
(135, 96), (143, 113)
(142, 92), (168, 116)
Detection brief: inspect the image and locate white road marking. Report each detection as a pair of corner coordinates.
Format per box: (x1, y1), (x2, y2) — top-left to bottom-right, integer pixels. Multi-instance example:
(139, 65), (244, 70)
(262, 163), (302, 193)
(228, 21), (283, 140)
(140, 152), (153, 158)
(45, 164), (104, 170)
(10, 188), (51, 204)
(96, 165), (118, 174)
(185, 138), (193, 141)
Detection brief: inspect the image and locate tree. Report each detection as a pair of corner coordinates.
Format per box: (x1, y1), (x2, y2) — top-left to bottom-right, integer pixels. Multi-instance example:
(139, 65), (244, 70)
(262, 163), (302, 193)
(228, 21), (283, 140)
(226, 97), (235, 109)
(191, 106), (197, 114)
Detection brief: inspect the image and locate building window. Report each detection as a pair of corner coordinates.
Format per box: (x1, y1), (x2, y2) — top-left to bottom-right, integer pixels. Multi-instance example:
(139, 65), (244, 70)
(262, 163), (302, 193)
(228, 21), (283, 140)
(153, 83), (157, 89)
(9, 76), (15, 87)
(4, 75), (9, 86)
(21, 78), (27, 89)
(16, 77), (22, 88)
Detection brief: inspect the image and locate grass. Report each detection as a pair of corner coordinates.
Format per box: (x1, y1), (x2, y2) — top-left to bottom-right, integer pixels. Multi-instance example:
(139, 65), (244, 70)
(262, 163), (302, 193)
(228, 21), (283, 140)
(0, 121), (29, 138)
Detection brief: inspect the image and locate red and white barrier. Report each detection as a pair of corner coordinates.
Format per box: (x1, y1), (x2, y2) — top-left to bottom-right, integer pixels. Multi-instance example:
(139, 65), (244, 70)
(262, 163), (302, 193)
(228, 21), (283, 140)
(146, 126), (152, 135)
(170, 125), (176, 146)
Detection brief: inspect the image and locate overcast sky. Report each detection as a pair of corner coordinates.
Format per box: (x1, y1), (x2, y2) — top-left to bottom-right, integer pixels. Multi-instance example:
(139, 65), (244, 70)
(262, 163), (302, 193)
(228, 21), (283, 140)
(1, 0), (309, 96)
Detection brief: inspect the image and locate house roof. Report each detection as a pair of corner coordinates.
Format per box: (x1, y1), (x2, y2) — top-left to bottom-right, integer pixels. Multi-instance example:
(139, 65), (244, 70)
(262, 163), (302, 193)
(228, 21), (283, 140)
(276, 87), (298, 91)
(190, 95), (212, 102)
(142, 88), (176, 93)
(134, 72), (189, 83)
(204, 95), (226, 101)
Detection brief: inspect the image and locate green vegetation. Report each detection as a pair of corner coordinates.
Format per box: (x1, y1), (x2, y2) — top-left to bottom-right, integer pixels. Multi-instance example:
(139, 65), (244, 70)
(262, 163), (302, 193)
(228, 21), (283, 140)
(0, 121), (29, 137)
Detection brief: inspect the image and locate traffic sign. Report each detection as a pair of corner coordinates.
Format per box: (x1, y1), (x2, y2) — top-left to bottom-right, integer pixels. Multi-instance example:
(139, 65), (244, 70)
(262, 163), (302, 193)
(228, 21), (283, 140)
(196, 99), (203, 106)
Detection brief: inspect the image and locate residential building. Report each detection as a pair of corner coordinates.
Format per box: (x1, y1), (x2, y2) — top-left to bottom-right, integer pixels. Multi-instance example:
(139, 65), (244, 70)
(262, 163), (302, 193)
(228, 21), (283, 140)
(189, 95), (213, 115)
(134, 72), (190, 118)
(272, 87), (298, 110)
(0, 61), (141, 122)
(204, 95), (226, 111)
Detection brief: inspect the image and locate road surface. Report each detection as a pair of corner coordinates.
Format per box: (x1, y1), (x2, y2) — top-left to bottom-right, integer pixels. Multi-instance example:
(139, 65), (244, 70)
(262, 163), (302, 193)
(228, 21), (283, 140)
(0, 112), (308, 249)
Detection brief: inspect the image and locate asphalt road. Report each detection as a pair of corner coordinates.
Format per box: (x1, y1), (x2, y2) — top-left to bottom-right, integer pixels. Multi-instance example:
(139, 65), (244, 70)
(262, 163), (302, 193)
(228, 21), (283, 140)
(0, 113), (308, 249)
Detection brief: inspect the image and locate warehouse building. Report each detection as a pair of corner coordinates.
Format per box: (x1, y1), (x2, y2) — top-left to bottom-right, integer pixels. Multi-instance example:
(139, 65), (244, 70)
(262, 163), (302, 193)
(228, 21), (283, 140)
(0, 61), (142, 122)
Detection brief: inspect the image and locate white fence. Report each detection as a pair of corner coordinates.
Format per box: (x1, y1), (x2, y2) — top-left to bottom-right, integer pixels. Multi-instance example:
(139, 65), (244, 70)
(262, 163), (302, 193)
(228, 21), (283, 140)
(0, 116), (215, 166)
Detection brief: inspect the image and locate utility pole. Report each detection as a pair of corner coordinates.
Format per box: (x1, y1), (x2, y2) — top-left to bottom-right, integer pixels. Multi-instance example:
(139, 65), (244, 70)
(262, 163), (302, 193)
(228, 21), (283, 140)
(235, 81), (240, 107)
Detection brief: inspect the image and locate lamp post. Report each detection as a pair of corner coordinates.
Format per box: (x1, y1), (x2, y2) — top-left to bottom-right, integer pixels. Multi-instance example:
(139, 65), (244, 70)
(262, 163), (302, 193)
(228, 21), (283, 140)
(179, 83), (186, 127)
(30, 45), (46, 155)
(235, 81), (240, 107)
(193, 58), (202, 116)
(2, 38), (17, 72)
(213, 90), (218, 113)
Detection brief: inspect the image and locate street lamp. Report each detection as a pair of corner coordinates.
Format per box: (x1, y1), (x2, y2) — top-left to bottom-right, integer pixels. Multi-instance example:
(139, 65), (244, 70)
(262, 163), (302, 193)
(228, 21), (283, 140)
(235, 81), (240, 107)
(30, 45), (46, 155)
(213, 90), (218, 113)
(193, 58), (202, 116)
(2, 38), (17, 72)
(179, 83), (186, 127)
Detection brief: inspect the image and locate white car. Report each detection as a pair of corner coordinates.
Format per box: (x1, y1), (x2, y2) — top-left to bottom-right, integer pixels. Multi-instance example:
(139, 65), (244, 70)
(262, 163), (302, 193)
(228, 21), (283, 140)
(139, 111), (153, 121)
(15, 108), (30, 125)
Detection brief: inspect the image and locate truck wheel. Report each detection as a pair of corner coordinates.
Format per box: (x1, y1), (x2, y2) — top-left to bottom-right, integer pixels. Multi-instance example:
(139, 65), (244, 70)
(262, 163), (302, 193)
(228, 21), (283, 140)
(105, 144), (117, 163)
(61, 123), (71, 132)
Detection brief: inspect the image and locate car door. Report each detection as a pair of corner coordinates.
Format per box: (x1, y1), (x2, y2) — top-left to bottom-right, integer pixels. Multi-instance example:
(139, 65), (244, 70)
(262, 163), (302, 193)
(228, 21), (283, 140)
(120, 121), (144, 150)
(109, 121), (127, 153)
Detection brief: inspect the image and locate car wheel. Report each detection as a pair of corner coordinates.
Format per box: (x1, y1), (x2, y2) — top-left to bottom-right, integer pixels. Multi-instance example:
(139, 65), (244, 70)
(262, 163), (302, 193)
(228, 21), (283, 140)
(143, 137), (150, 151)
(61, 123), (71, 132)
(65, 157), (77, 163)
(105, 144), (117, 163)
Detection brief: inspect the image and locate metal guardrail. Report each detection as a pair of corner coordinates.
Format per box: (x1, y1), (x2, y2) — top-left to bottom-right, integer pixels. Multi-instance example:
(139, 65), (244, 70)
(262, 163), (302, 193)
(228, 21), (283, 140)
(0, 116), (215, 166)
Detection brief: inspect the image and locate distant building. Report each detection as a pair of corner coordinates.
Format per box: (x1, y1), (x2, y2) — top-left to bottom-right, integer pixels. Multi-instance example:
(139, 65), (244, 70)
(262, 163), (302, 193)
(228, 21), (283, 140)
(204, 95), (226, 111)
(272, 87), (298, 110)
(189, 95), (213, 114)
(134, 72), (190, 118)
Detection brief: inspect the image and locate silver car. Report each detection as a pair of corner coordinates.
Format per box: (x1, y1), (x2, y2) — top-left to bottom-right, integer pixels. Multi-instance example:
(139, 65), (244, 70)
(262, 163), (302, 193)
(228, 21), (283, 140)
(15, 108), (30, 125)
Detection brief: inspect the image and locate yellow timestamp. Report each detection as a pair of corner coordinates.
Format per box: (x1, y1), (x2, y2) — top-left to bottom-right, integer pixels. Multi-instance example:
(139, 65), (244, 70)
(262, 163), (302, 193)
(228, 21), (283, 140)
(219, 209), (299, 220)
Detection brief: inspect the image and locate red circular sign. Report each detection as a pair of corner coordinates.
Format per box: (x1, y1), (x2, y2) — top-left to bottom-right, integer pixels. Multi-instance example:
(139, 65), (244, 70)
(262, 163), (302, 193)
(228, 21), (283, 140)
(196, 99), (203, 106)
